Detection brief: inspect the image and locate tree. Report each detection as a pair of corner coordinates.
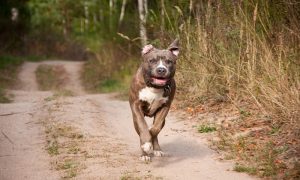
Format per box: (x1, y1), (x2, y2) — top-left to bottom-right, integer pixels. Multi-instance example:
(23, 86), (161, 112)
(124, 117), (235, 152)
(138, 0), (148, 46)
(118, 0), (127, 27)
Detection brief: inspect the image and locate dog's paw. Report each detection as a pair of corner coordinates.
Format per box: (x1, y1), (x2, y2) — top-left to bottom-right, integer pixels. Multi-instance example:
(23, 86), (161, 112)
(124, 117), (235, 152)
(140, 155), (151, 162)
(153, 150), (165, 157)
(141, 142), (153, 154)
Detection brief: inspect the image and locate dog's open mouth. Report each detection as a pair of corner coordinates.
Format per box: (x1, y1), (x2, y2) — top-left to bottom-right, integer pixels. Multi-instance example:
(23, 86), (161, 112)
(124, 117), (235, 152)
(152, 77), (168, 86)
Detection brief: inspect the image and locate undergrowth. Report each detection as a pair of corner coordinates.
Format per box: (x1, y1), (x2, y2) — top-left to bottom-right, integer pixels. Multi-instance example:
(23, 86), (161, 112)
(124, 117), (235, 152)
(81, 42), (138, 98)
(35, 64), (69, 91)
(152, 1), (299, 179)
(57, 1), (299, 178)
(0, 55), (23, 102)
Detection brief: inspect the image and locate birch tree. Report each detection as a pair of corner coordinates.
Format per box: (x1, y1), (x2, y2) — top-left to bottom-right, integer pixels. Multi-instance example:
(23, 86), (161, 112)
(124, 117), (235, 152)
(109, 0), (114, 31)
(138, 0), (148, 46)
(84, 1), (89, 31)
(118, 0), (127, 27)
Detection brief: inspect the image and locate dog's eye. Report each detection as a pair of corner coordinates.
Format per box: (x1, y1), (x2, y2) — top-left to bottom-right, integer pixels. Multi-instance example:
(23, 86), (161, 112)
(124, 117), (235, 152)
(166, 60), (173, 64)
(149, 59), (157, 64)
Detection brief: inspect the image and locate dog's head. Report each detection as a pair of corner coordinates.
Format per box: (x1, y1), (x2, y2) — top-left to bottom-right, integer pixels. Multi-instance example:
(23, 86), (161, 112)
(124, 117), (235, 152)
(141, 39), (179, 88)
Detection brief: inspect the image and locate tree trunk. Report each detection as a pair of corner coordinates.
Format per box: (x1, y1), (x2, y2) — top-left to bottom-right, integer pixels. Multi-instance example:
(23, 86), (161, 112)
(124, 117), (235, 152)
(84, 1), (89, 31)
(138, 0), (148, 46)
(109, 0), (114, 31)
(118, 0), (127, 27)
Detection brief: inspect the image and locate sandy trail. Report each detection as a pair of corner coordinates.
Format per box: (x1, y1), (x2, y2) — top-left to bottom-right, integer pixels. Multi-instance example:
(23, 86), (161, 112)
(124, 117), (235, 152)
(0, 61), (254, 179)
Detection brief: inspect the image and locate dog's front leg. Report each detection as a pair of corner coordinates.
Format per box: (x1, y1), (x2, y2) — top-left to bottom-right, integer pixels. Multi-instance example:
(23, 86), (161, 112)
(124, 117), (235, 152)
(131, 101), (153, 160)
(150, 106), (170, 156)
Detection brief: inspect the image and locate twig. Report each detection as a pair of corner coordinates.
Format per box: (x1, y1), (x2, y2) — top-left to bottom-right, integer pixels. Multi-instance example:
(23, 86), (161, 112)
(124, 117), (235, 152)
(0, 113), (15, 116)
(1, 130), (14, 145)
(0, 111), (31, 116)
(81, 110), (102, 114)
(0, 154), (15, 157)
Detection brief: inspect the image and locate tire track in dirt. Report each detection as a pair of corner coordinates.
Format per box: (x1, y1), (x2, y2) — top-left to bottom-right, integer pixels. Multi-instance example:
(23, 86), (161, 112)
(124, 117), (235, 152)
(0, 61), (255, 180)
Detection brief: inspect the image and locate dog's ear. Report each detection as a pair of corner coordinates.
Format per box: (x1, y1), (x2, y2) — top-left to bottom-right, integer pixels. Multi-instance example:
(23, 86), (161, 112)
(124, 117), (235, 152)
(142, 44), (154, 56)
(168, 39), (179, 56)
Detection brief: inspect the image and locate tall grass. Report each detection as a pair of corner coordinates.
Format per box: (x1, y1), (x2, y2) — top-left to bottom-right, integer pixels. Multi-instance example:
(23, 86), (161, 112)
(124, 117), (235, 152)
(81, 42), (139, 96)
(173, 0), (300, 129)
(151, 1), (300, 178)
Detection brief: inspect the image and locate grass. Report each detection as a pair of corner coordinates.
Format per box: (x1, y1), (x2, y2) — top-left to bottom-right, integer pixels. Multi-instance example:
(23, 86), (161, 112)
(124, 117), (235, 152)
(0, 54), (46, 87)
(45, 121), (84, 178)
(197, 125), (217, 133)
(81, 42), (138, 98)
(213, 129), (293, 178)
(44, 89), (74, 101)
(0, 88), (12, 103)
(162, 1), (300, 179)
(57, 159), (78, 178)
(97, 79), (122, 92)
(120, 173), (163, 180)
(44, 112), (84, 178)
(35, 64), (68, 91)
(234, 164), (257, 175)
(0, 55), (24, 102)
(120, 174), (141, 180)
(47, 140), (59, 156)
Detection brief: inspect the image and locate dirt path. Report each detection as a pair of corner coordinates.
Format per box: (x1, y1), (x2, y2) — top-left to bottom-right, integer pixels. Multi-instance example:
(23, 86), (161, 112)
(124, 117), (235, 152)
(0, 61), (255, 179)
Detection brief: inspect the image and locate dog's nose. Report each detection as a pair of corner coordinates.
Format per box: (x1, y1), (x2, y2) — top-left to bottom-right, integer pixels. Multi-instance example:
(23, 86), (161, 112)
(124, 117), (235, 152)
(157, 67), (167, 75)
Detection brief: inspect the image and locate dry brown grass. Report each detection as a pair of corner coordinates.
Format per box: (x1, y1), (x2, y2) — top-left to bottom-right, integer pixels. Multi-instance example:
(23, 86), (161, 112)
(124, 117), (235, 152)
(35, 64), (69, 91)
(43, 102), (86, 179)
(169, 1), (300, 179)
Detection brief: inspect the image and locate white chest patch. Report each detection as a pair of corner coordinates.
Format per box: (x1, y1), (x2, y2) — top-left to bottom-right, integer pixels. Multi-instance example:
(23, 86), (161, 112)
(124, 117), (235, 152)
(139, 87), (168, 105)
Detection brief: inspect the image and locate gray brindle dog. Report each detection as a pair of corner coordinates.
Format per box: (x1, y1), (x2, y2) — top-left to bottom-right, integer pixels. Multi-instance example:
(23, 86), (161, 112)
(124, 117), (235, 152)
(129, 39), (179, 161)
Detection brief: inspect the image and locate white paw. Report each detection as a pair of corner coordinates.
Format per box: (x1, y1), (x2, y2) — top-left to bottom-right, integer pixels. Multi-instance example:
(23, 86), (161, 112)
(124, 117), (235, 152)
(141, 142), (153, 154)
(153, 150), (165, 157)
(140, 155), (151, 162)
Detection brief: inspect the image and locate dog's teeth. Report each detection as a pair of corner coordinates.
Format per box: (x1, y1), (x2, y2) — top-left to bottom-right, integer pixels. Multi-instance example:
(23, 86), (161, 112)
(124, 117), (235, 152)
(154, 150), (165, 157)
(140, 155), (151, 162)
(141, 142), (153, 154)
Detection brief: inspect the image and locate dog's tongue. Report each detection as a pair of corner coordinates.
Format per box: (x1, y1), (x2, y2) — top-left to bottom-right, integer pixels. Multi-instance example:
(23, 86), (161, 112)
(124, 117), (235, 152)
(152, 78), (167, 85)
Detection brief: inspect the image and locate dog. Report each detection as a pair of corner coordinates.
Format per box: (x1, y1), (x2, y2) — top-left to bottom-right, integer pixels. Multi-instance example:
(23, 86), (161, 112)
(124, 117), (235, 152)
(129, 39), (179, 161)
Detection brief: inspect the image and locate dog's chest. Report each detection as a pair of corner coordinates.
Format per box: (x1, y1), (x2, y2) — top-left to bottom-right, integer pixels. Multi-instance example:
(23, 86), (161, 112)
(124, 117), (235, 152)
(139, 87), (168, 116)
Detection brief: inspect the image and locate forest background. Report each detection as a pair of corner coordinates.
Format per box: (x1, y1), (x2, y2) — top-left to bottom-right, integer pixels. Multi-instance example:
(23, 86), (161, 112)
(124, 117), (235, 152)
(0, 0), (299, 179)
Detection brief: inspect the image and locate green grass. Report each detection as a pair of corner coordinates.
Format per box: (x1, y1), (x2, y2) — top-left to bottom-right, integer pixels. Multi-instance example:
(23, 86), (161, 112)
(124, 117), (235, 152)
(234, 164), (257, 175)
(0, 88), (12, 103)
(81, 55), (138, 99)
(44, 90), (74, 101)
(120, 174), (140, 180)
(97, 79), (122, 93)
(47, 140), (59, 156)
(0, 55), (23, 69)
(197, 125), (217, 133)
(59, 160), (77, 170)
(58, 160), (78, 179)
(0, 55), (22, 83)
(0, 55), (24, 102)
